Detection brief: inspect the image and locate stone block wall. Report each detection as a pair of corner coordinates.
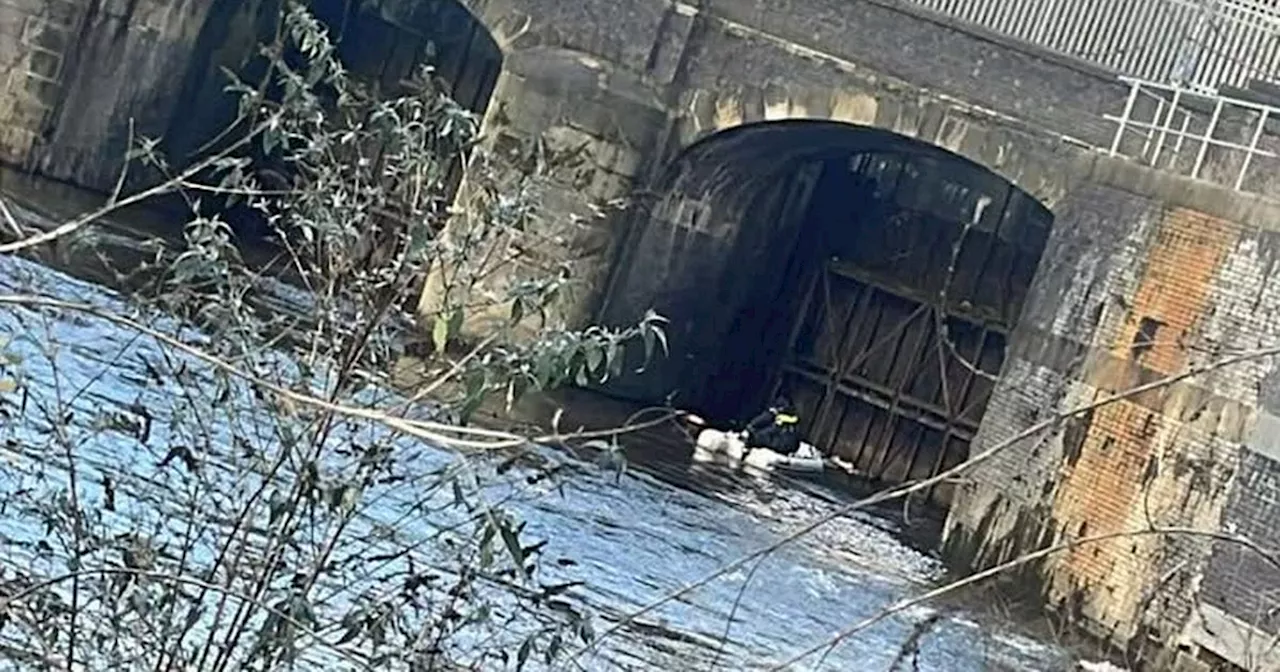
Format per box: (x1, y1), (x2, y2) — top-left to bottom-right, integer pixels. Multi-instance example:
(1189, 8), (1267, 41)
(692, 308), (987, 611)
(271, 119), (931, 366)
(700, 0), (1126, 149)
(8, 0), (1280, 666)
(416, 45), (670, 340)
(32, 0), (217, 191)
(943, 161), (1280, 668)
(0, 0), (220, 192)
(0, 0), (83, 163)
(1194, 450), (1280, 666)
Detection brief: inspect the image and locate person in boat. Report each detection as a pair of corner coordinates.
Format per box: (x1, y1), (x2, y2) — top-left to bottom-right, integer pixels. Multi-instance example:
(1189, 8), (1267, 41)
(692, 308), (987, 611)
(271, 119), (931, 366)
(743, 395), (802, 456)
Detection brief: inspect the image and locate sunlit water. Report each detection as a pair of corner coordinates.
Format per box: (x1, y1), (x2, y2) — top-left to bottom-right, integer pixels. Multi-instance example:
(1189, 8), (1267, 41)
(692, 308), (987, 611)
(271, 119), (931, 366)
(0, 246), (1080, 671)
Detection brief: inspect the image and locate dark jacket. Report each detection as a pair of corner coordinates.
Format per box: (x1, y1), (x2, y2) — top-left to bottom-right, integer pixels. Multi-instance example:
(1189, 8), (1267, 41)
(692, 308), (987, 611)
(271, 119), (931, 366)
(745, 404), (801, 455)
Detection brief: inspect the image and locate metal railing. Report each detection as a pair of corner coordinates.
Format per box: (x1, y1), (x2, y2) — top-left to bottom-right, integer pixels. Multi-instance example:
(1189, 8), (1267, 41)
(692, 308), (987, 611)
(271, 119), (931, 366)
(906, 0), (1280, 95)
(1104, 75), (1280, 190)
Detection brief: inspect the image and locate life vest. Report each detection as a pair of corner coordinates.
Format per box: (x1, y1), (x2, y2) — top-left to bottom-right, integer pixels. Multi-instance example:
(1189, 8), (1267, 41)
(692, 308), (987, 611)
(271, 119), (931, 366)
(774, 412), (799, 426)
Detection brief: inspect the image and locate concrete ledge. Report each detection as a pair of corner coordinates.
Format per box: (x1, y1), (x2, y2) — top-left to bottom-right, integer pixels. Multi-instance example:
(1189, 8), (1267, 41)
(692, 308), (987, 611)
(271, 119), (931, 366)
(1185, 603), (1280, 671)
(1076, 154), (1280, 232)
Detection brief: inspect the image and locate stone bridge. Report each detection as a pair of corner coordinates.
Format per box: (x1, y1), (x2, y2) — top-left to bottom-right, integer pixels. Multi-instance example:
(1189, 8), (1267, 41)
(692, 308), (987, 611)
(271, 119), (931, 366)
(9, 0), (1280, 668)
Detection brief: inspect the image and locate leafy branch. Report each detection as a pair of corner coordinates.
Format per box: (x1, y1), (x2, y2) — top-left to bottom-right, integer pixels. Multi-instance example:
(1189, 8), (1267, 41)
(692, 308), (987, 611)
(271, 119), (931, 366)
(0, 2), (672, 670)
(564, 329), (1280, 666)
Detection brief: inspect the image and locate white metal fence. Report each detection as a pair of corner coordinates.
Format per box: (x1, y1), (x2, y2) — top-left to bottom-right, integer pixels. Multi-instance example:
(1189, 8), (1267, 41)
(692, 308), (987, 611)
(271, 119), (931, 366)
(1103, 76), (1280, 191)
(907, 0), (1280, 94)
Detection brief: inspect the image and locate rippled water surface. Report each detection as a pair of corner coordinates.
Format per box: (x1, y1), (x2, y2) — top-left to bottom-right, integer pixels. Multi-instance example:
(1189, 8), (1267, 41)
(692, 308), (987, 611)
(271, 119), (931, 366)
(0, 245), (1079, 671)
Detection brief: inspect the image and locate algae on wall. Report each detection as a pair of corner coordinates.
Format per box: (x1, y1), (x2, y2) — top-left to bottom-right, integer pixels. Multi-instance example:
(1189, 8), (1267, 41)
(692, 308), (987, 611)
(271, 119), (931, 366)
(12, 0), (501, 198)
(27, 0), (224, 193)
(0, 0), (93, 171)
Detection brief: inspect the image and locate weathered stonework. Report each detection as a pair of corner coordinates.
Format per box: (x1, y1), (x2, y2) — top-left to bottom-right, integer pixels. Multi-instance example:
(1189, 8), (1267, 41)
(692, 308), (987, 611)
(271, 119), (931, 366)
(416, 45), (669, 339)
(0, 0), (83, 162)
(941, 166), (1280, 668)
(6, 0), (1279, 341)
(26, 0), (218, 190)
(14, 0), (1280, 667)
(10, 0), (1280, 198)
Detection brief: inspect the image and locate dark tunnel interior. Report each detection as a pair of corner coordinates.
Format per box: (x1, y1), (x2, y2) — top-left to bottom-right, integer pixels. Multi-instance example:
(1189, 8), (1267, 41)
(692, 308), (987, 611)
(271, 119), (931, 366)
(163, 0), (502, 242)
(598, 121), (1054, 504)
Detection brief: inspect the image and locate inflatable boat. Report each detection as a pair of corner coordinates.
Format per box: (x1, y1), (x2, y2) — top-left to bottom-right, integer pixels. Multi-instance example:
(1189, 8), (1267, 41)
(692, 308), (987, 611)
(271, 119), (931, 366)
(692, 428), (825, 474)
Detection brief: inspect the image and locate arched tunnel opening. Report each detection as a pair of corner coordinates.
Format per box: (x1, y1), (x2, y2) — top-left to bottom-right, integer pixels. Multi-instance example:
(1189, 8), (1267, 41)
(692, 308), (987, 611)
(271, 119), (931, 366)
(598, 121), (1053, 505)
(163, 0), (502, 245)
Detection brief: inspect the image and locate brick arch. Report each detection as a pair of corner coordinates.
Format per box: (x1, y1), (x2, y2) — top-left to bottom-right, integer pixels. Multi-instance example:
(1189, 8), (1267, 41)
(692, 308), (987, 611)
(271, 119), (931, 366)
(671, 83), (1091, 211)
(660, 118), (1024, 204)
(598, 117), (1057, 414)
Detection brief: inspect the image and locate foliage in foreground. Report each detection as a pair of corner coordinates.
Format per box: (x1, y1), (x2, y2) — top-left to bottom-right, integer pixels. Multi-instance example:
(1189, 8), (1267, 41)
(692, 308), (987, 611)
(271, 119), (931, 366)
(0, 3), (666, 669)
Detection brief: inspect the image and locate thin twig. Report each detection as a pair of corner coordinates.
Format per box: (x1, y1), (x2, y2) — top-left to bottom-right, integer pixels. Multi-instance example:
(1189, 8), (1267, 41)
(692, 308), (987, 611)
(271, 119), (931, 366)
(769, 526), (1280, 671)
(401, 332), (499, 408)
(887, 612), (943, 672)
(561, 339), (1280, 665)
(109, 118), (137, 206)
(707, 554), (766, 671)
(0, 113), (282, 255)
(0, 196), (25, 239)
(0, 294), (676, 449)
(0, 567), (372, 669)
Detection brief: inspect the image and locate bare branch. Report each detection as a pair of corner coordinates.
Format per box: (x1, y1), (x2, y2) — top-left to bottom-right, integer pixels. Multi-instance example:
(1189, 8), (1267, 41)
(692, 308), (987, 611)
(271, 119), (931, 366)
(0, 294), (677, 449)
(0, 196), (24, 239)
(0, 113), (281, 255)
(768, 526), (1280, 670)
(0, 567), (372, 669)
(565, 340), (1280, 663)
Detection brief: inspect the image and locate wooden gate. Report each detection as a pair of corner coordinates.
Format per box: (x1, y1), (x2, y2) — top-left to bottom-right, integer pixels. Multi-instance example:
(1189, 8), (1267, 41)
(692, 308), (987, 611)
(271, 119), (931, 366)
(778, 262), (1005, 496)
(765, 152), (1050, 504)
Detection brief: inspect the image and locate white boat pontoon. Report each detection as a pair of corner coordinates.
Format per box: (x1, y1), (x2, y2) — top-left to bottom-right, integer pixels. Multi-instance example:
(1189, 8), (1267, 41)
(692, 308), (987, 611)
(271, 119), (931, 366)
(691, 426), (825, 475)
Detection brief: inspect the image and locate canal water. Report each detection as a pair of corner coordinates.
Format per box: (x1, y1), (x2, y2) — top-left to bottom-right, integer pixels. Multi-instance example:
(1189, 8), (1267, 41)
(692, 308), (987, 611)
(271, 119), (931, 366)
(0, 205), (1094, 670)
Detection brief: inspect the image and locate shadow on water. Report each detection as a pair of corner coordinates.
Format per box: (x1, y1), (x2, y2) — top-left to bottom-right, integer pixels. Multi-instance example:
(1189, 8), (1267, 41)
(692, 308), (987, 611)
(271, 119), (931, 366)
(0, 199), (1083, 670)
